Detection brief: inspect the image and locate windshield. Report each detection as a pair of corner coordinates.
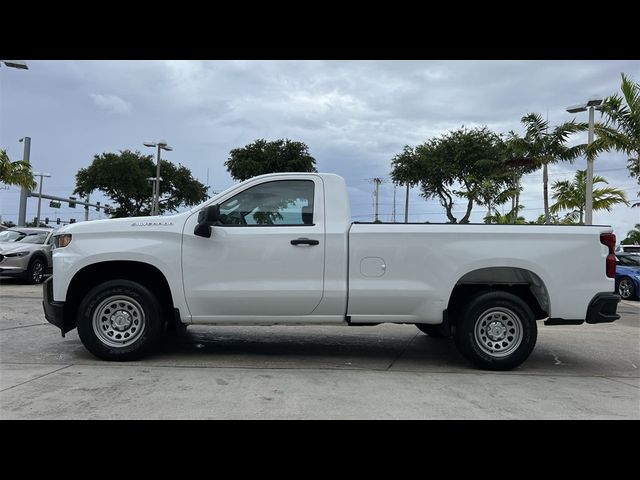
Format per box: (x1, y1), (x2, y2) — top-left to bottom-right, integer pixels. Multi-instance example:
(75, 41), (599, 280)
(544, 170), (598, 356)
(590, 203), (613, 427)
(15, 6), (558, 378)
(16, 233), (48, 244)
(0, 230), (25, 242)
(617, 255), (640, 267)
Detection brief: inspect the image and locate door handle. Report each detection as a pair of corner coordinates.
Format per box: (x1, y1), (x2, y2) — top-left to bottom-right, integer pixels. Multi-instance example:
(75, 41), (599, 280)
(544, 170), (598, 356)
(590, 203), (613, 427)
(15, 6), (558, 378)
(291, 238), (320, 246)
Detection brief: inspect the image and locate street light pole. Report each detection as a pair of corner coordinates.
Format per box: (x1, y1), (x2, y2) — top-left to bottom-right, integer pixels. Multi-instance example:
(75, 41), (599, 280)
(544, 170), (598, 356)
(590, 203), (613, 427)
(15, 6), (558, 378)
(144, 140), (172, 216)
(34, 172), (51, 226)
(566, 96), (603, 225)
(17, 137), (31, 226)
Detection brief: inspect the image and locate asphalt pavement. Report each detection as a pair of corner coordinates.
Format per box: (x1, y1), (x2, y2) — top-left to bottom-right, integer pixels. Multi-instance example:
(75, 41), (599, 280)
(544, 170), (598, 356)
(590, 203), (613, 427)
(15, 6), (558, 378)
(1, 277), (638, 419)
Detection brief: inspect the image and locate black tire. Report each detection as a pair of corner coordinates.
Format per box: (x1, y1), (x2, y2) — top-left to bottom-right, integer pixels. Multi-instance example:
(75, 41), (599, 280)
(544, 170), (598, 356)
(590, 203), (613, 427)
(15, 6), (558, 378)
(617, 276), (636, 300)
(454, 291), (537, 371)
(77, 280), (163, 361)
(416, 324), (448, 338)
(24, 257), (46, 284)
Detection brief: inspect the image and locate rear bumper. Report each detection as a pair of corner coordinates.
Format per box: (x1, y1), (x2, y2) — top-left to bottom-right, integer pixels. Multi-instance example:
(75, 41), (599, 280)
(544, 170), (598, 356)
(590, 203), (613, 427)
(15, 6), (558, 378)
(585, 292), (620, 324)
(545, 292), (620, 326)
(42, 277), (67, 336)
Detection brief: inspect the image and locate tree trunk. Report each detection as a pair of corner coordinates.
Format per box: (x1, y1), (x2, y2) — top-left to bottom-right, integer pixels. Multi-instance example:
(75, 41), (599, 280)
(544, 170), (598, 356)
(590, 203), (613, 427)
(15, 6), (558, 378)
(543, 163), (549, 224)
(460, 198), (474, 224)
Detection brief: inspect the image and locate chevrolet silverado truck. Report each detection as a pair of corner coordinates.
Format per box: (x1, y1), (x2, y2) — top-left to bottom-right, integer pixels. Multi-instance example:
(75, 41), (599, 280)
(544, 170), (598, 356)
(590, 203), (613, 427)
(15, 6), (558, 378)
(43, 173), (620, 370)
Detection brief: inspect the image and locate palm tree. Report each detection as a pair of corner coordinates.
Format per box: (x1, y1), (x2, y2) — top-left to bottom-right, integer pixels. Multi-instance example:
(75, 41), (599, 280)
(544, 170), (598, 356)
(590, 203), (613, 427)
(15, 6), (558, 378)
(0, 149), (36, 190)
(593, 73), (640, 207)
(485, 205), (527, 224)
(621, 224), (640, 245)
(550, 170), (629, 224)
(390, 146), (421, 222)
(519, 114), (587, 223)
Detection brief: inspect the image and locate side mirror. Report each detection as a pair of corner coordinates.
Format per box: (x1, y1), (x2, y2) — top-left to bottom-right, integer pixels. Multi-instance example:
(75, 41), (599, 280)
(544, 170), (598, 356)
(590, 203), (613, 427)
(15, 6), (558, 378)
(194, 204), (220, 238)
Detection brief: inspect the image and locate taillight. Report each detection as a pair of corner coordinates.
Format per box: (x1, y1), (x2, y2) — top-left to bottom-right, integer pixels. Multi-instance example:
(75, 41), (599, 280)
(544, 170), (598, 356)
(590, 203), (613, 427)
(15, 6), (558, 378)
(600, 233), (616, 278)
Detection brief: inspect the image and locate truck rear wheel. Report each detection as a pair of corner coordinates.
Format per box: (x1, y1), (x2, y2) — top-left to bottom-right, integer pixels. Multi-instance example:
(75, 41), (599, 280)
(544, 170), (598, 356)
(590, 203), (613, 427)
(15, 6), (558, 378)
(77, 280), (163, 361)
(454, 291), (537, 371)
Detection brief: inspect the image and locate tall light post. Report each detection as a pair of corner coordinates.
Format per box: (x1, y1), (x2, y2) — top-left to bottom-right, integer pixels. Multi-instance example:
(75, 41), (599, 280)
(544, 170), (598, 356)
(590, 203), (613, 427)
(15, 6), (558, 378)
(143, 140), (172, 216)
(17, 137), (31, 226)
(566, 96), (603, 225)
(33, 172), (51, 226)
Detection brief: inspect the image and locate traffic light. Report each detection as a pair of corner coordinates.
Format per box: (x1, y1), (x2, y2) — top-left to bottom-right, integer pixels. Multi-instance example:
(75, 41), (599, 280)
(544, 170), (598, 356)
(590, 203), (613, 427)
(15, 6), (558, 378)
(96, 201), (101, 211)
(57, 218), (60, 225)
(70, 218), (76, 224)
(68, 196), (76, 208)
(45, 217), (49, 225)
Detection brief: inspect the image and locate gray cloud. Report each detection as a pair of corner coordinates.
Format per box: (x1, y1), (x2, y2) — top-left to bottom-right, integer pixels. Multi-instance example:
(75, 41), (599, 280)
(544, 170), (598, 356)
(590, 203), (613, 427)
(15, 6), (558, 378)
(0, 60), (638, 240)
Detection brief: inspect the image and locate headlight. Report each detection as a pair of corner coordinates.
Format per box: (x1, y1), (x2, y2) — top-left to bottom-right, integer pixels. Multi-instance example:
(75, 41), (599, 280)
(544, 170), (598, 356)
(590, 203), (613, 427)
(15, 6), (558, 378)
(54, 234), (73, 248)
(5, 251), (29, 257)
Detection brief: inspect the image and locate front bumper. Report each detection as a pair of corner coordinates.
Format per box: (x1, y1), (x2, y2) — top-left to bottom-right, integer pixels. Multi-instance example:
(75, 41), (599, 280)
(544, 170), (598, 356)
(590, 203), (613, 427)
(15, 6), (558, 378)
(545, 292), (620, 326)
(43, 277), (68, 337)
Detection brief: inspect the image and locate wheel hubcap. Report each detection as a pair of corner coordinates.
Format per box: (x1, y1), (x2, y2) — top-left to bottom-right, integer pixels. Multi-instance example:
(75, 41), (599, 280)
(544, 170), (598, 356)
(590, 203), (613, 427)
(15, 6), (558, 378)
(33, 262), (43, 282)
(92, 296), (145, 348)
(474, 308), (523, 358)
(619, 279), (633, 299)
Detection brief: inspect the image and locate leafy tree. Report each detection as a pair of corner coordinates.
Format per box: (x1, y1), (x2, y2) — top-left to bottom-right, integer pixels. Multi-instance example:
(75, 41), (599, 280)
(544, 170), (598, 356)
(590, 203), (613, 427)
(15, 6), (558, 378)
(390, 146), (422, 222)
(621, 224), (640, 244)
(485, 205), (527, 224)
(415, 127), (508, 223)
(519, 114), (587, 224)
(0, 149), (36, 190)
(74, 150), (208, 218)
(225, 139), (317, 181)
(593, 73), (640, 207)
(550, 170), (629, 224)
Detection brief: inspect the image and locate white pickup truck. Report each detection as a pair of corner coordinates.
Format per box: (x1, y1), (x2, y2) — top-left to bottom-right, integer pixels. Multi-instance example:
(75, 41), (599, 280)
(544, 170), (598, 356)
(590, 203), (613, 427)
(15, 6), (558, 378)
(43, 172), (620, 370)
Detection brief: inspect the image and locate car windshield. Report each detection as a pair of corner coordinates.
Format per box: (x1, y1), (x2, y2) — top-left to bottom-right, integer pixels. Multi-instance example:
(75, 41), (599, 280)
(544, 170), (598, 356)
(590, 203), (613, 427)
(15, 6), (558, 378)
(0, 230), (25, 242)
(617, 255), (640, 267)
(16, 233), (48, 244)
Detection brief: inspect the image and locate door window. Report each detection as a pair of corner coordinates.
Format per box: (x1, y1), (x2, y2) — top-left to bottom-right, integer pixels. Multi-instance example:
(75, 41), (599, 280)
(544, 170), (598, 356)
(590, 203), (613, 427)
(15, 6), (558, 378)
(219, 180), (315, 226)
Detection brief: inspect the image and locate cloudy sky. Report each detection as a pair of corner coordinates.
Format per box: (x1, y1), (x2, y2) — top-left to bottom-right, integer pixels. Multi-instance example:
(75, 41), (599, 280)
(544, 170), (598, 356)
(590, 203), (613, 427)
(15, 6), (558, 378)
(1, 60), (638, 240)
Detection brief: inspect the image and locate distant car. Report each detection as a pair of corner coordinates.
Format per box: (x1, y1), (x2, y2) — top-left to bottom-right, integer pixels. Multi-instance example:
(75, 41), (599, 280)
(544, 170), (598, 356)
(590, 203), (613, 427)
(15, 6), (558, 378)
(615, 253), (640, 300)
(0, 227), (54, 284)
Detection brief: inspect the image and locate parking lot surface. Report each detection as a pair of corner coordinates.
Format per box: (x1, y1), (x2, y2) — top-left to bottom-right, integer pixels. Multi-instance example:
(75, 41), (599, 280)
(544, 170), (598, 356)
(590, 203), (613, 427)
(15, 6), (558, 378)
(1, 277), (639, 419)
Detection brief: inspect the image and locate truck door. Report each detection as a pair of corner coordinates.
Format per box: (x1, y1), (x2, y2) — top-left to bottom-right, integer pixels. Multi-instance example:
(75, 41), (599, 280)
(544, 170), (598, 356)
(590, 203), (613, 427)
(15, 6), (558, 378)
(182, 177), (325, 320)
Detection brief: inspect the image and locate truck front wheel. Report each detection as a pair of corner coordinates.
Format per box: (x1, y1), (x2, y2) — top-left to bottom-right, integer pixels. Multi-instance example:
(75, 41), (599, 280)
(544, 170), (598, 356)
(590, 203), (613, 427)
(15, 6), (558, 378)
(454, 291), (537, 371)
(77, 280), (163, 361)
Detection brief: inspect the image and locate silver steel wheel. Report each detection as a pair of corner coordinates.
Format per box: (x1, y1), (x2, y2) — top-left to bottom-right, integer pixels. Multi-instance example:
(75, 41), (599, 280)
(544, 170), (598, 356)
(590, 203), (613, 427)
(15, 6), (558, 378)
(474, 307), (523, 358)
(92, 295), (146, 348)
(32, 261), (44, 283)
(618, 278), (634, 299)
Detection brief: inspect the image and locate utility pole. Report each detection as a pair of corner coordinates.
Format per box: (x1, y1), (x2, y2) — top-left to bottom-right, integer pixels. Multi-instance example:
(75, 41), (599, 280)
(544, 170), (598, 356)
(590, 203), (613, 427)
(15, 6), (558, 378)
(17, 137), (31, 226)
(84, 195), (90, 221)
(367, 177), (384, 223)
(33, 172), (51, 226)
(392, 184), (397, 223)
(404, 184), (410, 223)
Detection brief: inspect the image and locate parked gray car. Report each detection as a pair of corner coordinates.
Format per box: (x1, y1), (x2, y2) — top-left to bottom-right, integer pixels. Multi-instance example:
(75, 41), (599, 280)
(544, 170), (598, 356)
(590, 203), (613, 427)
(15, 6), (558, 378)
(0, 227), (54, 284)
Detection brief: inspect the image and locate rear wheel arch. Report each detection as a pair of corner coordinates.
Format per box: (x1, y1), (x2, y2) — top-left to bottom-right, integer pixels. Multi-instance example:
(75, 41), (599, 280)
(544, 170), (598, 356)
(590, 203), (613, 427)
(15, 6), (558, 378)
(446, 267), (550, 326)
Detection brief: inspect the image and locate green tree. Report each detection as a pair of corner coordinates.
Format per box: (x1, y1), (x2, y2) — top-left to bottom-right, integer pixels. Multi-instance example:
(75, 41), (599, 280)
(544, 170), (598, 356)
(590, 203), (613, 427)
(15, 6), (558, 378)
(225, 139), (317, 181)
(390, 146), (422, 221)
(0, 149), (36, 190)
(414, 127), (508, 223)
(593, 73), (640, 207)
(621, 224), (640, 245)
(519, 114), (587, 224)
(550, 170), (629, 224)
(485, 205), (527, 224)
(74, 150), (208, 218)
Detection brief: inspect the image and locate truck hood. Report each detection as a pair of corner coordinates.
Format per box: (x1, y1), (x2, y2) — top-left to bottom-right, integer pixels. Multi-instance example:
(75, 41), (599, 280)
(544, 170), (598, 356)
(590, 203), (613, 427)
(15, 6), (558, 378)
(56, 213), (188, 235)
